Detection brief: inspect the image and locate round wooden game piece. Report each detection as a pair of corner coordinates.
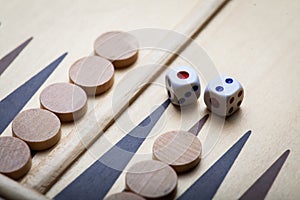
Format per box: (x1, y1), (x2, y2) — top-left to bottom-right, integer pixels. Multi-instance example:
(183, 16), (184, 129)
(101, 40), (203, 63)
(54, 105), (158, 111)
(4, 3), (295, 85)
(94, 31), (139, 68)
(153, 130), (202, 173)
(69, 56), (114, 95)
(105, 192), (145, 200)
(40, 83), (88, 122)
(12, 108), (61, 150)
(0, 136), (31, 180)
(125, 160), (177, 199)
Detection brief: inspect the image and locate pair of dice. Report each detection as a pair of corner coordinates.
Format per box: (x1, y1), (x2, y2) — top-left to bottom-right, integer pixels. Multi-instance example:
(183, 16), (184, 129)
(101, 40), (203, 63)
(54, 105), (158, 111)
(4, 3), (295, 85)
(165, 66), (244, 117)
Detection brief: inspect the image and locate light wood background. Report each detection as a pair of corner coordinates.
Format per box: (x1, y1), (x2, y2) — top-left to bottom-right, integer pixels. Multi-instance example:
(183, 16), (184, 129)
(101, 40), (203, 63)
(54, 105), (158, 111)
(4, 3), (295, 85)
(0, 0), (300, 199)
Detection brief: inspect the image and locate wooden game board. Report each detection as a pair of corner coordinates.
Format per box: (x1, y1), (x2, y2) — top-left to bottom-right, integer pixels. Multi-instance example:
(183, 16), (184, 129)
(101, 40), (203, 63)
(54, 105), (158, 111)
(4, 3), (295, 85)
(0, 0), (299, 199)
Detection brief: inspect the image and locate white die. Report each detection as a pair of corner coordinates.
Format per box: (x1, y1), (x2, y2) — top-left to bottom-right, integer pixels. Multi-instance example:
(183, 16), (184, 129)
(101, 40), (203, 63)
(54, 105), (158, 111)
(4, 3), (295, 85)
(204, 75), (244, 117)
(165, 66), (201, 106)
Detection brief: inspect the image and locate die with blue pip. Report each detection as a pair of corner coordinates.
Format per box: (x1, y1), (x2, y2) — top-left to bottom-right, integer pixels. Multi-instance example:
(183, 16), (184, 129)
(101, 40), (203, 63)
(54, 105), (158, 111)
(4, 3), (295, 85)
(204, 75), (244, 117)
(165, 66), (244, 117)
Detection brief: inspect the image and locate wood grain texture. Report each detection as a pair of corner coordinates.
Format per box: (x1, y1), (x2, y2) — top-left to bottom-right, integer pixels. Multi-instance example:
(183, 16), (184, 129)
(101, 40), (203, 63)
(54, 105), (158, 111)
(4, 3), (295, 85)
(0, 136), (31, 179)
(153, 130), (202, 173)
(20, 0), (227, 194)
(94, 31), (139, 68)
(105, 192), (145, 200)
(178, 131), (251, 200)
(12, 108), (61, 150)
(0, 174), (50, 200)
(55, 100), (170, 200)
(196, 0), (300, 199)
(0, 53), (67, 134)
(40, 83), (88, 122)
(239, 150), (290, 200)
(125, 160), (177, 199)
(69, 56), (114, 95)
(1, 0), (299, 199)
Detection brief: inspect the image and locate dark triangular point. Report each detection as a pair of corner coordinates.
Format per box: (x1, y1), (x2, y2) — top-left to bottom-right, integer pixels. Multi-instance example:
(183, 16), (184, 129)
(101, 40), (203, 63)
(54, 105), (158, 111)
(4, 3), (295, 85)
(55, 99), (170, 200)
(188, 114), (209, 136)
(0, 37), (33, 76)
(178, 130), (251, 200)
(0, 53), (67, 134)
(239, 150), (290, 200)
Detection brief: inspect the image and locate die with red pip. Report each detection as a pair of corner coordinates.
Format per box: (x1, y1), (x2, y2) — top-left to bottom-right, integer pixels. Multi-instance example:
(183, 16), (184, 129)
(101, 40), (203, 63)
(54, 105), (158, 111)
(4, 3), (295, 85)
(165, 66), (201, 106)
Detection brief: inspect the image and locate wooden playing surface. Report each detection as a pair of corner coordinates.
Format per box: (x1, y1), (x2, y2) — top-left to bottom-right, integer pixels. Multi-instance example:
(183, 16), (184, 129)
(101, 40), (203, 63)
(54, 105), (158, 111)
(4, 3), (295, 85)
(0, 0), (300, 199)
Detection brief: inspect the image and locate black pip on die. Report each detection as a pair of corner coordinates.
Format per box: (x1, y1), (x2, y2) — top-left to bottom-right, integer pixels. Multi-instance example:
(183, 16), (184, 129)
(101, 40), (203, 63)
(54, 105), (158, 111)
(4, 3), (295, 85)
(165, 66), (201, 106)
(204, 75), (244, 117)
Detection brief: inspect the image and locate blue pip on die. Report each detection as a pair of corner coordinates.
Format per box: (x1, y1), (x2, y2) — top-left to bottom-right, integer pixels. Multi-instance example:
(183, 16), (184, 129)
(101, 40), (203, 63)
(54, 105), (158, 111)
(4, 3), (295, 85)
(165, 66), (201, 106)
(204, 75), (244, 117)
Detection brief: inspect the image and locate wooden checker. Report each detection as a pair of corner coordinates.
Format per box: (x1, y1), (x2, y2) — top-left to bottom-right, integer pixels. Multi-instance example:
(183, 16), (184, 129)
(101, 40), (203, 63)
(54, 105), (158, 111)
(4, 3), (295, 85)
(12, 108), (61, 150)
(0, 136), (31, 180)
(94, 31), (139, 68)
(125, 160), (178, 199)
(1, 0), (300, 199)
(153, 130), (202, 173)
(39, 83), (88, 122)
(105, 192), (145, 200)
(69, 56), (114, 95)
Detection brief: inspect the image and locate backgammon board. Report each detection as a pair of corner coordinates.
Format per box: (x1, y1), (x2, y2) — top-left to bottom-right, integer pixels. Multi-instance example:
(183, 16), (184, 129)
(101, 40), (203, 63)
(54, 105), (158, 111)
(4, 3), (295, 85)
(0, 0), (300, 199)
